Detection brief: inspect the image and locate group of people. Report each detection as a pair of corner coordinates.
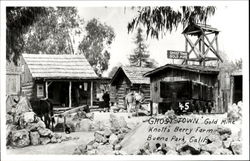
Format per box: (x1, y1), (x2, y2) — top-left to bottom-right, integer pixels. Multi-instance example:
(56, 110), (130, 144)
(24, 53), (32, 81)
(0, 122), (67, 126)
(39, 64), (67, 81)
(125, 90), (149, 116)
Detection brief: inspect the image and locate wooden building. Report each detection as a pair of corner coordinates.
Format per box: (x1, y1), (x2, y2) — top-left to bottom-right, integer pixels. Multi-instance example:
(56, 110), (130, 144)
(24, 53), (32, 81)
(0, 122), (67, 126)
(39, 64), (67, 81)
(144, 64), (221, 114)
(230, 70), (242, 104)
(20, 54), (101, 109)
(110, 66), (153, 108)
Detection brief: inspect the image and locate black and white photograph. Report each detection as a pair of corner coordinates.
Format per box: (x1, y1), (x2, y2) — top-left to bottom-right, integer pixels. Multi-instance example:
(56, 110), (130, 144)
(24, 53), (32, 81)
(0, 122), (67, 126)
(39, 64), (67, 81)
(0, 0), (249, 161)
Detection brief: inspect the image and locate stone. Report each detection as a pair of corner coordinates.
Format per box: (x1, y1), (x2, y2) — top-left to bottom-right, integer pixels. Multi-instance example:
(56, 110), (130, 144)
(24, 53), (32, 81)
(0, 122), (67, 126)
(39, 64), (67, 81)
(86, 144), (94, 151)
(200, 151), (211, 155)
(94, 131), (108, 143)
(50, 136), (58, 143)
(216, 126), (232, 136)
(29, 131), (40, 145)
(118, 116), (127, 128)
(104, 128), (112, 137)
(40, 137), (51, 145)
(110, 114), (121, 130)
(207, 134), (221, 143)
(36, 120), (46, 129)
(10, 129), (30, 148)
(201, 141), (223, 154)
(22, 112), (36, 124)
(115, 144), (122, 150)
(109, 134), (119, 145)
(213, 148), (233, 155)
(75, 119), (92, 132)
(14, 96), (32, 114)
(223, 138), (232, 149)
(57, 138), (62, 143)
(73, 144), (87, 155)
(231, 141), (242, 155)
(54, 133), (62, 139)
(166, 149), (178, 155)
(97, 144), (113, 155)
(87, 149), (97, 155)
(6, 124), (17, 145)
(6, 114), (13, 124)
(117, 133), (125, 141)
(38, 128), (53, 137)
(92, 142), (99, 149)
(178, 143), (201, 155)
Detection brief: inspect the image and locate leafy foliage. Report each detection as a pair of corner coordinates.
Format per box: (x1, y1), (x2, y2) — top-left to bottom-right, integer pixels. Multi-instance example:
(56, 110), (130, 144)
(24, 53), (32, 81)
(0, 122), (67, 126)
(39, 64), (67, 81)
(78, 18), (115, 76)
(23, 7), (83, 55)
(128, 6), (216, 39)
(6, 7), (48, 64)
(129, 27), (157, 68)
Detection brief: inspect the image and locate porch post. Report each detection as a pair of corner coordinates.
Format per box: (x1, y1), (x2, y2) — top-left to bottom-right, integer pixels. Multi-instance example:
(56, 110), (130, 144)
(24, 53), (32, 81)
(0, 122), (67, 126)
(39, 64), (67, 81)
(90, 81), (93, 107)
(69, 81), (72, 108)
(45, 81), (48, 99)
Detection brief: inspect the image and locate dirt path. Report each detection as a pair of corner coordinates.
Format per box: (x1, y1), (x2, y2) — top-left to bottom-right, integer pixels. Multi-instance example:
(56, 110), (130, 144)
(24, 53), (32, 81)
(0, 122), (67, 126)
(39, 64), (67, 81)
(7, 132), (94, 155)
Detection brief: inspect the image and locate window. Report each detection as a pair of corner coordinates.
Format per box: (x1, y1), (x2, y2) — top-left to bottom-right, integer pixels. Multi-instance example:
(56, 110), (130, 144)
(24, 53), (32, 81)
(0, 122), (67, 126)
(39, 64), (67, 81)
(37, 84), (44, 98)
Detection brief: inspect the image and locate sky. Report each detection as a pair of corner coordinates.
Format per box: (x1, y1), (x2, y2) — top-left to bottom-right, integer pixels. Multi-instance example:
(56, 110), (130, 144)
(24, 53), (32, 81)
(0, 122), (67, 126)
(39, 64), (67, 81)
(77, 4), (248, 76)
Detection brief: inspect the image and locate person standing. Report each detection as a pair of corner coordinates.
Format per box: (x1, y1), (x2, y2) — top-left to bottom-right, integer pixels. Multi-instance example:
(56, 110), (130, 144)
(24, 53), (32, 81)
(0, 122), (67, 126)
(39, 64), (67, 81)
(103, 90), (110, 112)
(125, 91), (135, 113)
(98, 89), (105, 110)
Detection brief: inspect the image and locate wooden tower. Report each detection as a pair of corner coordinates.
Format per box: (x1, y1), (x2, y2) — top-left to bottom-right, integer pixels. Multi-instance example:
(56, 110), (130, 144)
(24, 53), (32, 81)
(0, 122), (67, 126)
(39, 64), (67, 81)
(182, 23), (223, 66)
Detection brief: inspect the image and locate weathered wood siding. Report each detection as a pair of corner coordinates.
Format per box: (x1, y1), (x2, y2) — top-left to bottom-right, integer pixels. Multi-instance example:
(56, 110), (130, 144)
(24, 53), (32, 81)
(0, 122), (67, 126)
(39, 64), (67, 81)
(6, 61), (21, 96)
(150, 68), (219, 106)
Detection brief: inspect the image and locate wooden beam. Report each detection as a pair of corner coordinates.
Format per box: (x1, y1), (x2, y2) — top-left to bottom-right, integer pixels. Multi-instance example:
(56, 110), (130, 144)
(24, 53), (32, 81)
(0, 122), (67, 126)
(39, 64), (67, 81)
(184, 34), (202, 58)
(203, 34), (217, 57)
(45, 81), (48, 99)
(69, 81), (72, 108)
(202, 30), (223, 62)
(90, 81), (93, 107)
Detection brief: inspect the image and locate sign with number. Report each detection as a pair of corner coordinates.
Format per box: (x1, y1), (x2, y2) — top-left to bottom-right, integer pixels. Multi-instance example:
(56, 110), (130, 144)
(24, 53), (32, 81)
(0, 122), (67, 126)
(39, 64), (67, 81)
(179, 102), (190, 112)
(167, 50), (188, 59)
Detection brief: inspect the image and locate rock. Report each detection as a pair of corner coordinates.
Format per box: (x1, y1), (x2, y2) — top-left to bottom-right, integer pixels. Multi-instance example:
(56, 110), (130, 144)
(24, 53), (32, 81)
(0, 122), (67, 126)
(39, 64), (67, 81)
(40, 137), (51, 145)
(94, 131), (108, 143)
(207, 134), (221, 143)
(6, 124), (17, 145)
(178, 143), (201, 155)
(117, 133), (125, 141)
(109, 134), (119, 145)
(10, 129), (30, 147)
(29, 131), (40, 145)
(213, 148), (233, 155)
(86, 144), (94, 151)
(36, 120), (46, 129)
(115, 144), (122, 150)
(200, 151), (211, 155)
(104, 128), (112, 137)
(110, 114), (121, 130)
(50, 136), (58, 143)
(166, 149), (178, 155)
(14, 96), (32, 114)
(73, 144), (87, 155)
(22, 112), (36, 123)
(97, 144), (113, 155)
(92, 142), (99, 149)
(119, 116), (127, 128)
(87, 149), (97, 155)
(220, 133), (230, 141)
(38, 128), (53, 137)
(231, 141), (242, 155)
(75, 119), (92, 132)
(223, 138), (232, 148)
(6, 114), (13, 124)
(54, 133), (62, 139)
(216, 126), (232, 136)
(57, 138), (62, 143)
(201, 141), (223, 154)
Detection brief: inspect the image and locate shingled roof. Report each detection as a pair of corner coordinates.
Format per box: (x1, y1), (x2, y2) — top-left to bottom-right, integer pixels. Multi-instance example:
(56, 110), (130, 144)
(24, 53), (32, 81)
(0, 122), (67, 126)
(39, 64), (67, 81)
(111, 66), (153, 85)
(22, 54), (98, 79)
(144, 64), (219, 77)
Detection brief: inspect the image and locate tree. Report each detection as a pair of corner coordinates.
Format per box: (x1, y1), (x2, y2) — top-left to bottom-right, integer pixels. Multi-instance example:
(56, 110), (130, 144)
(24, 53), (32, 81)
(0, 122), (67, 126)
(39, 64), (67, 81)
(6, 7), (48, 64)
(129, 27), (157, 68)
(128, 6), (216, 39)
(23, 7), (84, 55)
(78, 18), (115, 77)
(108, 63), (122, 78)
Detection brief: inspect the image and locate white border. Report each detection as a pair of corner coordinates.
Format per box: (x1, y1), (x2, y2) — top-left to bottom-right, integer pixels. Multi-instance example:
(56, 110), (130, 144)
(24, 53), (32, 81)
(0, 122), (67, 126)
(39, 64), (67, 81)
(1, 1), (249, 161)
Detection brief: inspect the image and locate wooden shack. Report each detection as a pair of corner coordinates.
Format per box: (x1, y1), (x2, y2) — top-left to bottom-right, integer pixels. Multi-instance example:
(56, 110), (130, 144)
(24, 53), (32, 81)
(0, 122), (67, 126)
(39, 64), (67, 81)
(110, 66), (153, 108)
(20, 54), (100, 110)
(230, 70), (242, 104)
(144, 64), (221, 114)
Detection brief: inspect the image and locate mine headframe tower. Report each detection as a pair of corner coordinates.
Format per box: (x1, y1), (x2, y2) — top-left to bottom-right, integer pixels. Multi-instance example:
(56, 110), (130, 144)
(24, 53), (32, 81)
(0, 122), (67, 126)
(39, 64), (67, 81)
(182, 23), (223, 66)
